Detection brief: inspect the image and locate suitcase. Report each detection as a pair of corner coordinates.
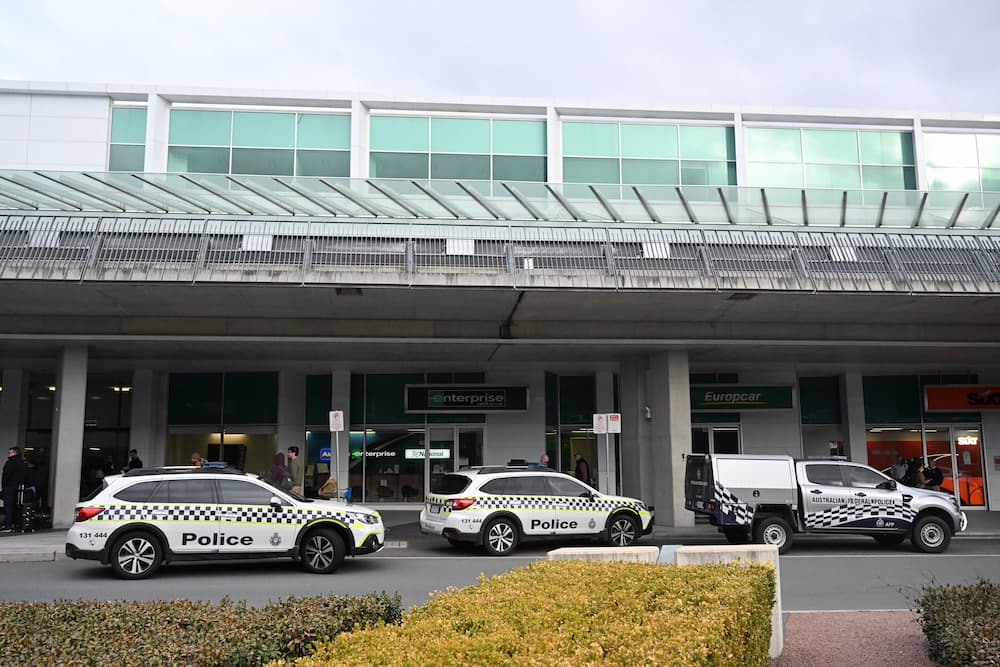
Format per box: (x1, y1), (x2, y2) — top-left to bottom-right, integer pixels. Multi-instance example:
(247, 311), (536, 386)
(15, 485), (37, 533)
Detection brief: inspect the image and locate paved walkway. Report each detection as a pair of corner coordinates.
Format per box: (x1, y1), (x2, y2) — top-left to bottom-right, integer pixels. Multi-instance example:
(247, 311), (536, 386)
(773, 611), (934, 667)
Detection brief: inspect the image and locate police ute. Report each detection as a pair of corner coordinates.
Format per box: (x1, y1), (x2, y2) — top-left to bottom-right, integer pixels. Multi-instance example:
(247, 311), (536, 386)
(684, 453), (967, 554)
(66, 465), (384, 579)
(420, 465), (654, 555)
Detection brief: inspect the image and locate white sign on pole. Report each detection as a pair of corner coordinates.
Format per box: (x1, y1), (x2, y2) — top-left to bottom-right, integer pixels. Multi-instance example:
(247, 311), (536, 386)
(593, 413), (607, 434)
(328, 410), (345, 432)
(607, 413), (622, 433)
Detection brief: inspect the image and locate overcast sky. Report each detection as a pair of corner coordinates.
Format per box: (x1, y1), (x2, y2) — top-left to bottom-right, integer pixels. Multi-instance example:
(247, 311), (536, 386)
(1, 0), (998, 113)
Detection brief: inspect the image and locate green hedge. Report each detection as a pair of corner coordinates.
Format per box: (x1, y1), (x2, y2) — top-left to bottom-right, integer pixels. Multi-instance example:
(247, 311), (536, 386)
(275, 561), (775, 667)
(918, 579), (1000, 667)
(0, 592), (401, 667)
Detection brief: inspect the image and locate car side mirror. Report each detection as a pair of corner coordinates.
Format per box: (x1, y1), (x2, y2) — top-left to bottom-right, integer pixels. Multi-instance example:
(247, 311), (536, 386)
(269, 496), (283, 509)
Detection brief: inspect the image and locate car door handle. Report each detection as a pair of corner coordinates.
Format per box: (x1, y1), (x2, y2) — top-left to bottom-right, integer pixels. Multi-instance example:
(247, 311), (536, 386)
(810, 489), (823, 495)
(854, 492), (867, 498)
(220, 514), (239, 521)
(552, 503), (570, 508)
(150, 510), (168, 518)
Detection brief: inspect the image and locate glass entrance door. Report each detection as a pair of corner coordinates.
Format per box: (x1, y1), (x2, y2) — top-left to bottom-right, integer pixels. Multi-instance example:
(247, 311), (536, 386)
(691, 426), (741, 455)
(428, 427), (484, 494)
(920, 425), (986, 508)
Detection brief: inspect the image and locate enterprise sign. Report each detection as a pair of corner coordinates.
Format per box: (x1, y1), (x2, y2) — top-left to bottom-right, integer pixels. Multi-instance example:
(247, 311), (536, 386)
(405, 385), (529, 413)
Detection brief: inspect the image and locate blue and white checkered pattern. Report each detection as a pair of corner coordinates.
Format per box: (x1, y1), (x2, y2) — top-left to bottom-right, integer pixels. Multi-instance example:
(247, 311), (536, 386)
(804, 503), (916, 529)
(713, 482), (754, 526)
(96, 504), (353, 526)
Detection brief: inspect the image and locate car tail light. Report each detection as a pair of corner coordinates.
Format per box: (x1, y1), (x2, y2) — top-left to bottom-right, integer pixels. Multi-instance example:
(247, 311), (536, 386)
(75, 507), (104, 522)
(446, 498), (476, 511)
(707, 501), (717, 512)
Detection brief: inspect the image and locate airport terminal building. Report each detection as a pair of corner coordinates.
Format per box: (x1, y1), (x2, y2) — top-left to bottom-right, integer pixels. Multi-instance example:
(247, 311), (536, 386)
(0, 81), (998, 528)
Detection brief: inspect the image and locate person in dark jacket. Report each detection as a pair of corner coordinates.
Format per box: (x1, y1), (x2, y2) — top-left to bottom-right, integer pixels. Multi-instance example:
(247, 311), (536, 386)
(574, 453), (591, 485)
(271, 452), (291, 490)
(121, 449), (143, 473)
(2, 446), (26, 532)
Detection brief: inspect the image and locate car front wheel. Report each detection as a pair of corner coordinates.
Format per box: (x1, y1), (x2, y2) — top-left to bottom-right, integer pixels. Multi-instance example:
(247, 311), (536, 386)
(911, 516), (951, 553)
(483, 517), (519, 556)
(607, 514), (639, 547)
(110, 532), (163, 580)
(300, 528), (346, 573)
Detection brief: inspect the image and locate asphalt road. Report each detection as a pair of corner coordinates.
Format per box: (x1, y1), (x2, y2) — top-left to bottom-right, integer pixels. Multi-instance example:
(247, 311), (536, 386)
(2, 523), (998, 611)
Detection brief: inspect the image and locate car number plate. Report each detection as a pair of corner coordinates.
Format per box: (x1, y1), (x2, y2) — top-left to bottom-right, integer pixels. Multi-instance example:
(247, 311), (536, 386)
(429, 505), (441, 514)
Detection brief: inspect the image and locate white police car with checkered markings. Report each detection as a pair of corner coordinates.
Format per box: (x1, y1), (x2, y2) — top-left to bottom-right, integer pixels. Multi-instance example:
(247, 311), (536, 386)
(66, 466), (384, 579)
(420, 466), (654, 555)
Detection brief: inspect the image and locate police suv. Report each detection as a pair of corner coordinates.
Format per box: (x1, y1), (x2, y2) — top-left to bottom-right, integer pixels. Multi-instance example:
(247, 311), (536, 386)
(66, 466), (384, 579)
(420, 466), (654, 555)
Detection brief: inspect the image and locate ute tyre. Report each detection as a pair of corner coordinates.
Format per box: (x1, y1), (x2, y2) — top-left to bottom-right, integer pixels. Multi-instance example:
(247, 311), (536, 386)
(483, 517), (519, 556)
(607, 514), (639, 547)
(300, 528), (346, 573)
(753, 516), (793, 554)
(110, 531), (163, 580)
(873, 534), (907, 547)
(724, 527), (749, 544)
(911, 516), (951, 554)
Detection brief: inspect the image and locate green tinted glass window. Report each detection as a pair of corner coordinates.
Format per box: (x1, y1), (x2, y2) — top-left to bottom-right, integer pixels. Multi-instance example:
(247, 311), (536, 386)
(804, 164), (861, 189)
(370, 116), (429, 152)
(431, 118), (490, 153)
(223, 372), (278, 424)
(168, 373), (223, 425)
(621, 159), (678, 185)
(745, 128), (801, 162)
(680, 125), (735, 160)
(861, 165), (916, 190)
(431, 154), (491, 179)
(863, 375), (920, 424)
(167, 146), (229, 173)
(169, 110), (232, 146)
(305, 374), (333, 425)
(563, 157), (620, 183)
(859, 131), (914, 165)
(982, 168), (1000, 192)
(681, 160), (737, 186)
(802, 129), (859, 164)
(799, 376), (842, 425)
(620, 124), (677, 159)
(977, 134), (1000, 168)
(231, 148), (294, 176)
(364, 373), (423, 424)
(109, 144), (145, 172)
(562, 122), (619, 157)
(493, 120), (545, 155)
(296, 114), (350, 150)
(746, 162), (802, 188)
(232, 112), (294, 148)
(296, 150), (350, 177)
(111, 107), (147, 144)
(493, 155), (546, 181)
(370, 152), (429, 178)
(926, 166), (980, 191)
(559, 375), (595, 425)
(924, 133), (978, 167)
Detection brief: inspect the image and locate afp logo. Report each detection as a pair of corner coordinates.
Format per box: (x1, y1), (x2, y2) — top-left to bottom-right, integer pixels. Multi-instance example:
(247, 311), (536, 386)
(270, 532), (282, 546)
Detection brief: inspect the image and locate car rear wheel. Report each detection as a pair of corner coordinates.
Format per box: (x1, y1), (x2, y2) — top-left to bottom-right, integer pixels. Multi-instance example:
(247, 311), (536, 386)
(482, 517), (519, 556)
(873, 534), (907, 547)
(300, 528), (346, 573)
(911, 516), (951, 554)
(753, 516), (793, 554)
(607, 514), (639, 547)
(110, 532), (163, 580)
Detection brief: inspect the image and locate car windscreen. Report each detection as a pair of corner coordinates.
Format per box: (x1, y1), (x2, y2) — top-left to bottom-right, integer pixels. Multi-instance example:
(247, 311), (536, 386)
(433, 474), (472, 495)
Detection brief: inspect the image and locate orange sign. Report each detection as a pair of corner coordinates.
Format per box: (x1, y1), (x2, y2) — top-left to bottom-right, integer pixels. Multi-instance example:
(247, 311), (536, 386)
(925, 386), (1000, 411)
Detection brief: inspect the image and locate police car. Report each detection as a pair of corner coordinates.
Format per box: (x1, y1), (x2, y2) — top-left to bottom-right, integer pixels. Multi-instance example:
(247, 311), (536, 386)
(420, 466), (654, 555)
(66, 465), (384, 579)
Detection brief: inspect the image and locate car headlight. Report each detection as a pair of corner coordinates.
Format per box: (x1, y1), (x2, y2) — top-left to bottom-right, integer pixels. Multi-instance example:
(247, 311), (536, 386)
(348, 512), (381, 525)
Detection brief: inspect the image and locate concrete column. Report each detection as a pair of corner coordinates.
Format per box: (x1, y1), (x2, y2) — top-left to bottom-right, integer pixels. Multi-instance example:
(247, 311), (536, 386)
(649, 351), (693, 527)
(595, 370), (617, 494)
(0, 368), (26, 449)
(51, 346), (88, 529)
(841, 371), (868, 463)
(979, 369), (1000, 510)
(144, 93), (170, 172)
(912, 117), (928, 191)
(546, 105), (562, 184)
(331, 371), (351, 496)
(618, 356), (650, 501)
(277, 370), (306, 454)
(129, 369), (161, 465)
(350, 98), (369, 179)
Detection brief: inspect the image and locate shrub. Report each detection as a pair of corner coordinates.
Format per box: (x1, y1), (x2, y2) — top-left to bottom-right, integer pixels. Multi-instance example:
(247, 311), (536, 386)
(276, 561), (774, 667)
(917, 579), (1000, 667)
(0, 592), (401, 666)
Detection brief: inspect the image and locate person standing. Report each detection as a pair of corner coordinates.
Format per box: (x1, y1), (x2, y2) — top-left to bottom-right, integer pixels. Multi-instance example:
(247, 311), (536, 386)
(539, 453), (551, 468)
(574, 453), (591, 485)
(122, 449), (143, 473)
(287, 446), (304, 495)
(190, 452), (204, 467)
(271, 452), (292, 490)
(2, 447), (26, 532)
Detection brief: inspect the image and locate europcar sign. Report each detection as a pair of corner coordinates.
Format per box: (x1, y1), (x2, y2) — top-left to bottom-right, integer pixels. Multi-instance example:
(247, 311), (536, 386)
(405, 385), (529, 413)
(690, 386), (794, 411)
(925, 386), (1000, 411)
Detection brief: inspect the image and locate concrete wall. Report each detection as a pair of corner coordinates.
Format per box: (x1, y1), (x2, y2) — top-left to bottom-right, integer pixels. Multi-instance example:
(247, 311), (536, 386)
(0, 93), (110, 170)
(485, 369), (546, 465)
(738, 366), (802, 458)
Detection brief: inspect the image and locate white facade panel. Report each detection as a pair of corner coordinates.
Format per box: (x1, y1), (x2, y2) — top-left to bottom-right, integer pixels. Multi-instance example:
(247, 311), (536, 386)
(735, 367), (802, 458)
(27, 115), (109, 143)
(0, 139), (28, 167)
(0, 93), (30, 115)
(0, 115), (30, 141)
(485, 369), (546, 465)
(28, 94), (109, 118)
(25, 140), (108, 170)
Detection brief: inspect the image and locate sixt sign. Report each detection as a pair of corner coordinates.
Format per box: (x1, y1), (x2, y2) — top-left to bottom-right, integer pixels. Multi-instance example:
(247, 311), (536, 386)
(925, 386), (1000, 411)
(405, 385), (529, 413)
